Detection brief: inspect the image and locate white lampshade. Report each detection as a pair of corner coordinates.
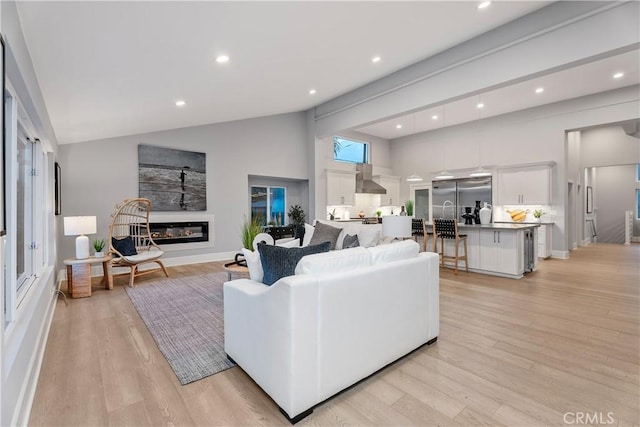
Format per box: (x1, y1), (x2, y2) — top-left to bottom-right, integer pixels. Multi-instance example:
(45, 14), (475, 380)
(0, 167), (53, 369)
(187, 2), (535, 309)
(64, 216), (97, 259)
(64, 216), (97, 236)
(382, 216), (412, 239)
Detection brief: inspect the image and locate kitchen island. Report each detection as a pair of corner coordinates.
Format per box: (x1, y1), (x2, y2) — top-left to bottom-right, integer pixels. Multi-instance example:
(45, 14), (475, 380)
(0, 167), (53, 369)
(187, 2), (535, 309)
(423, 222), (539, 279)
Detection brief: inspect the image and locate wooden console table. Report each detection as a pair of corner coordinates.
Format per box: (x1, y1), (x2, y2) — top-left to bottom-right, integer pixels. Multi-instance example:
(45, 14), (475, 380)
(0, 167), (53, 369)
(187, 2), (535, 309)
(63, 254), (113, 298)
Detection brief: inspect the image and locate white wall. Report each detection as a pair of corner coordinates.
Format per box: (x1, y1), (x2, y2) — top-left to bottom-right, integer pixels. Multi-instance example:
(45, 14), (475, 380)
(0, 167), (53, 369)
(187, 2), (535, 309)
(57, 112), (308, 266)
(387, 86), (640, 255)
(1, 2), (59, 425)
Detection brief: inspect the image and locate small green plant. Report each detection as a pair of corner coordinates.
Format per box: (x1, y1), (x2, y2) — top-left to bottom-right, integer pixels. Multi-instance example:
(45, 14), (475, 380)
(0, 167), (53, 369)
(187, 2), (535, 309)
(329, 208), (336, 220)
(93, 238), (106, 252)
(376, 210), (382, 217)
(533, 209), (544, 219)
(267, 220), (276, 227)
(288, 204), (306, 225)
(405, 200), (414, 216)
(241, 215), (263, 250)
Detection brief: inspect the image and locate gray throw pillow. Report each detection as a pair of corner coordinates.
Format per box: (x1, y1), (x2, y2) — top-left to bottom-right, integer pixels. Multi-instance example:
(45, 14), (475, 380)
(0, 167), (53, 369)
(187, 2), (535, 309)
(308, 222), (342, 250)
(342, 234), (360, 249)
(257, 242), (331, 286)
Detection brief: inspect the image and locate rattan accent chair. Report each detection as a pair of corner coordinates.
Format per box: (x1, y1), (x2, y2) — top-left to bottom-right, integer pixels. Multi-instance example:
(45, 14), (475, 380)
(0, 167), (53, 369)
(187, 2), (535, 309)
(108, 198), (169, 287)
(432, 218), (468, 274)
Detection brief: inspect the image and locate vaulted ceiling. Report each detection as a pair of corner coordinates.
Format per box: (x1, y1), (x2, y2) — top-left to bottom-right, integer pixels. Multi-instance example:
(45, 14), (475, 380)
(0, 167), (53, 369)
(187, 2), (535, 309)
(16, 1), (548, 144)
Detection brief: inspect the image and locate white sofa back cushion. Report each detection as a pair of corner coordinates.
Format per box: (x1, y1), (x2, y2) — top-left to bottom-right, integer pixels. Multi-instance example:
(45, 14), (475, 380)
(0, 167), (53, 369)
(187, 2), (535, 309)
(368, 239), (420, 265)
(295, 246), (371, 276)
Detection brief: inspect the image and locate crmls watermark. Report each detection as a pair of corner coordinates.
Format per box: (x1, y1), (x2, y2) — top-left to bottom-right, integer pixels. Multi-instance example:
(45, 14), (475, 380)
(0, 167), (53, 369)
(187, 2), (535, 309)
(563, 412), (615, 424)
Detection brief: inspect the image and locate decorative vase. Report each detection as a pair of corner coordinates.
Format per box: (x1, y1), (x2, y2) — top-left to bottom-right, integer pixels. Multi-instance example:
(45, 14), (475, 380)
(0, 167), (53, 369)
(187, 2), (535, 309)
(473, 201), (482, 224)
(479, 203), (492, 225)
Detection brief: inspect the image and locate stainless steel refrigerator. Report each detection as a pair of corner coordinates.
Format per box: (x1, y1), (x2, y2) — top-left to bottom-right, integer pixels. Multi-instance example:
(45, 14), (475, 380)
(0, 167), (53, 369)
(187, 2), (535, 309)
(432, 177), (492, 222)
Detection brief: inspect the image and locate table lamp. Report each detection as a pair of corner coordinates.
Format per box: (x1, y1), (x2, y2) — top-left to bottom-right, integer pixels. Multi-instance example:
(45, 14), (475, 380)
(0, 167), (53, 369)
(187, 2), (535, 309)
(64, 216), (97, 259)
(382, 216), (412, 241)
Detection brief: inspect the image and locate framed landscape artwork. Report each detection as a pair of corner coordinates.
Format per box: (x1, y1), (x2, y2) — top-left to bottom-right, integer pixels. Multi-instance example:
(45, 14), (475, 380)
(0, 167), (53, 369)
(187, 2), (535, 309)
(138, 145), (206, 211)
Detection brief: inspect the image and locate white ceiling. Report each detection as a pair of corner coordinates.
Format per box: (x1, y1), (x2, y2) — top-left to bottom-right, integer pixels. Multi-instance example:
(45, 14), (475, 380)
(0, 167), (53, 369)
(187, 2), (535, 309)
(357, 49), (640, 139)
(15, 1), (549, 145)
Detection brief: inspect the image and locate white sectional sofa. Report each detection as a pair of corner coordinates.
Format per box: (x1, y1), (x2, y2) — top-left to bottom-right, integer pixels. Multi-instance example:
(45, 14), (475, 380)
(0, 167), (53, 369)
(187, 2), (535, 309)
(224, 240), (440, 423)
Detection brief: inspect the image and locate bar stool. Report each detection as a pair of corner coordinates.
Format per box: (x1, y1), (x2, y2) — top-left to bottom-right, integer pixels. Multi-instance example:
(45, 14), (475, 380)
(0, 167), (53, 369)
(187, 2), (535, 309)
(411, 218), (425, 251)
(432, 219), (468, 274)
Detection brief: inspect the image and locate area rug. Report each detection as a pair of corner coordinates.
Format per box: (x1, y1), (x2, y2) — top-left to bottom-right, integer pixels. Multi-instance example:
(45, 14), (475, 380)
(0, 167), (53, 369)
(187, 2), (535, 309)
(125, 272), (235, 385)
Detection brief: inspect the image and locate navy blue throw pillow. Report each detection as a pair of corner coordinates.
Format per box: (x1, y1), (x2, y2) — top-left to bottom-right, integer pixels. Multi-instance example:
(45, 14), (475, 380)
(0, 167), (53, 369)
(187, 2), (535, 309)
(112, 236), (137, 256)
(257, 242), (331, 286)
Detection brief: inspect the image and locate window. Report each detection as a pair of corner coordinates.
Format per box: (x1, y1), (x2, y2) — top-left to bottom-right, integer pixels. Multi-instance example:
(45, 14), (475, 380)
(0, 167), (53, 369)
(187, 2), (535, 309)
(636, 189), (640, 220)
(5, 91), (48, 322)
(333, 136), (368, 164)
(251, 186), (286, 226)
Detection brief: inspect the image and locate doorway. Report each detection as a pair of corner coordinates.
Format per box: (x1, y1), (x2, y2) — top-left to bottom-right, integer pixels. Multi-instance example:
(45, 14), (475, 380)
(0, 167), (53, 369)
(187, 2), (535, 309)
(410, 183), (432, 222)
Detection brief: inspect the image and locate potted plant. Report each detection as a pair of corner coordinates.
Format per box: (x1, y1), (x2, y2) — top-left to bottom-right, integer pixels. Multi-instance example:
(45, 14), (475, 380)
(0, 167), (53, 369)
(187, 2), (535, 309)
(329, 209), (336, 221)
(288, 204), (306, 240)
(375, 210), (382, 218)
(93, 238), (106, 257)
(267, 220), (276, 227)
(533, 209), (544, 222)
(405, 200), (414, 216)
(241, 216), (263, 250)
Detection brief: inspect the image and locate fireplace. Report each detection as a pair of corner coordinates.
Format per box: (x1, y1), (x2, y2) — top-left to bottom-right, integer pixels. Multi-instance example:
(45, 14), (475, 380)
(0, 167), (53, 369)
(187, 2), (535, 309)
(148, 221), (209, 245)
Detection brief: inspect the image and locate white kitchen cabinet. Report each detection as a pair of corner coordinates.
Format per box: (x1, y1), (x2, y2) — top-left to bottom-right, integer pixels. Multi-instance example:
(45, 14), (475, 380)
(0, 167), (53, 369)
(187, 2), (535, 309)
(479, 229), (522, 276)
(327, 170), (356, 206)
(537, 224), (552, 258)
(497, 164), (552, 205)
(374, 175), (401, 206)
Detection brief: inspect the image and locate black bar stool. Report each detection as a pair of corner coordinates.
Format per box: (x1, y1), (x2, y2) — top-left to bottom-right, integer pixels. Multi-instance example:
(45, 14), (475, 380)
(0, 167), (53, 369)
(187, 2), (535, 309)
(432, 219), (468, 274)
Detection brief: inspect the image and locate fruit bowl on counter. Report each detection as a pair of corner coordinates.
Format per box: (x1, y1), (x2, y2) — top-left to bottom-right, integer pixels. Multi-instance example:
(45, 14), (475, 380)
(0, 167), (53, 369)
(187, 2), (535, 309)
(506, 209), (528, 222)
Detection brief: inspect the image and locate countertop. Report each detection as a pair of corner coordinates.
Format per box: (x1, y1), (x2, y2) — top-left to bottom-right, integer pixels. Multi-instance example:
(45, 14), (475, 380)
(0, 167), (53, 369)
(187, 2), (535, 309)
(425, 222), (540, 230)
(494, 221), (554, 225)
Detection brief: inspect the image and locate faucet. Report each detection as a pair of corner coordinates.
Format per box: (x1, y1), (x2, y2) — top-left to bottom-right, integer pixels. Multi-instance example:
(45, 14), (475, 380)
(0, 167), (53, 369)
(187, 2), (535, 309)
(442, 200), (454, 219)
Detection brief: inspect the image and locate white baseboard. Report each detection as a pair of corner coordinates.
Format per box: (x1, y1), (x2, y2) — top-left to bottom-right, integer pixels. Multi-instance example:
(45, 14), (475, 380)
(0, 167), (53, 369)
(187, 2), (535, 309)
(59, 251), (238, 280)
(551, 250), (570, 259)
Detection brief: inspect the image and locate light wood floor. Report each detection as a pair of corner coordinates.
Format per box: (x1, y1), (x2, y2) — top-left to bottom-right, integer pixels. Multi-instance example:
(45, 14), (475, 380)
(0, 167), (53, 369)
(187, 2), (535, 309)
(30, 243), (639, 426)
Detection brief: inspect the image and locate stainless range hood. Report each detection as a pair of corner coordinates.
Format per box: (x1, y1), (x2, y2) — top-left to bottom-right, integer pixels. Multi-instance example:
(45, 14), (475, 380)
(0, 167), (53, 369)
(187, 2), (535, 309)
(355, 163), (387, 194)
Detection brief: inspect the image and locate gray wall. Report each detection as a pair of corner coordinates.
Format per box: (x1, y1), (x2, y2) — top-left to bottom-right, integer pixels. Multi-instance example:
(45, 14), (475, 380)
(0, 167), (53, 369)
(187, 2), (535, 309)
(57, 112), (308, 264)
(580, 124), (640, 241)
(593, 165), (637, 243)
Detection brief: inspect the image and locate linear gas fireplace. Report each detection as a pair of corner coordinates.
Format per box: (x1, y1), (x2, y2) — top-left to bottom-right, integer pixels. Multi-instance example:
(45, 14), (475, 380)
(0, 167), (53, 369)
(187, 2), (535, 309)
(148, 221), (209, 245)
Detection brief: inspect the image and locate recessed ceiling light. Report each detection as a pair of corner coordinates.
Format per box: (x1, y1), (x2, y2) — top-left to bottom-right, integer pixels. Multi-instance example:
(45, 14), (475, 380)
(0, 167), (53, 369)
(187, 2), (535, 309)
(396, 124), (402, 129)
(478, 1), (491, 9)
(372, 56), (381, 63)
(613, 72), (624, 79)
(309, 89), (316, 95)
(477, 103), (485, 109)
(535, 87), (544, 94)
(175, 100), (186, 107)
(432, 115), (439, 120)
(216, 55), (230, 63)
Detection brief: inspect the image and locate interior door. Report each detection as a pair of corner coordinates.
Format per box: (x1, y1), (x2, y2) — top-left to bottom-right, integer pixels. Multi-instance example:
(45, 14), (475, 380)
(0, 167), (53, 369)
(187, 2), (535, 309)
(411, 183), (431, 222)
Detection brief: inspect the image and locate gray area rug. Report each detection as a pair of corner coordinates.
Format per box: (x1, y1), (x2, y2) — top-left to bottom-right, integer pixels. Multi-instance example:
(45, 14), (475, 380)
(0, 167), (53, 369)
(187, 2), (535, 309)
(125, 272), (235, 385)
